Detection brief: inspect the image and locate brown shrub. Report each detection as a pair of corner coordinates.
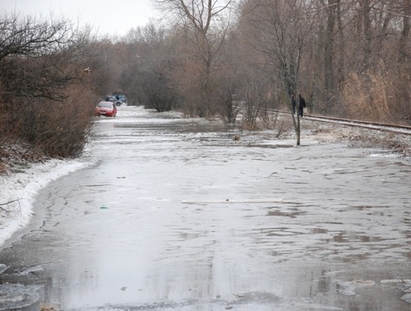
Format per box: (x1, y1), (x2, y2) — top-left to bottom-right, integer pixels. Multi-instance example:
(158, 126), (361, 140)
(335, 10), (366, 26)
(342, 71), (392, 122)
(2, 83), (96, 159)
(342, 69), (411, 125)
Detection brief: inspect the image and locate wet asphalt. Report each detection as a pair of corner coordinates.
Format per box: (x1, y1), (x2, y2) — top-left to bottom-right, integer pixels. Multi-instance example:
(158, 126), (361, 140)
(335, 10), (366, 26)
(1, 106), (411, 311)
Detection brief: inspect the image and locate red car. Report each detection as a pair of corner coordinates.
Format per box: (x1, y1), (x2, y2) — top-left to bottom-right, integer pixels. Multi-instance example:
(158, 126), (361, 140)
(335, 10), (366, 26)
(95, 101), (117, 117)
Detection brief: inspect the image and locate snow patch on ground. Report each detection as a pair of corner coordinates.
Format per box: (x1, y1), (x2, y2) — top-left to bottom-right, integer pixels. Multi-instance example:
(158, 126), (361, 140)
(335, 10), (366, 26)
(0, 106), (151, 249)
(0, 159), (91, 248)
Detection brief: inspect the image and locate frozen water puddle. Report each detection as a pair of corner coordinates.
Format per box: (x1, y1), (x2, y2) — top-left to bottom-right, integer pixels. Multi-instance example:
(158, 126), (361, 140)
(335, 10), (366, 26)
(0, 284), (41, 311)
(336, 278), (411, 303)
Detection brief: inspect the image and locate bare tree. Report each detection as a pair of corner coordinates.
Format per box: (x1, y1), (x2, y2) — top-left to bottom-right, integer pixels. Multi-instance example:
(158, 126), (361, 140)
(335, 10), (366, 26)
(322, 0), (338, 111)
(153, 0), (233, 117)
(238, 0), (313, 145)
(121, 23), (180, 110)
(398, 0), (411, 67)
(0, 14), (98, 158)
(212, 31), (244, 123)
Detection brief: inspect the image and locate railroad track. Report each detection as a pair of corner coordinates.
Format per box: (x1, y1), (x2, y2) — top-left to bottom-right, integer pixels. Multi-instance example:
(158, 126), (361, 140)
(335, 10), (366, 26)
(304, 114), (411, 136)
(240, 105), (411, 135)
(266, 108), (411, 136)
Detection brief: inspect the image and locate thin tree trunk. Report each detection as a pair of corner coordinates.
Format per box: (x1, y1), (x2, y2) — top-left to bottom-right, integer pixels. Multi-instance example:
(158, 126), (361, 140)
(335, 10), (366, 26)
(336, 0), (344, 86)
(324, 0), (337, 110)
(361, 0), (372, 72)
(398, 0), (411, 66)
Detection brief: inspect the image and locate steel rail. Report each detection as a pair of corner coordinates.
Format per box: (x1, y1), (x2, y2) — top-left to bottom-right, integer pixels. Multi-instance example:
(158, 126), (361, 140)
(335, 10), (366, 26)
(267, 109), (411, 136)
(304, 114), (411, 135)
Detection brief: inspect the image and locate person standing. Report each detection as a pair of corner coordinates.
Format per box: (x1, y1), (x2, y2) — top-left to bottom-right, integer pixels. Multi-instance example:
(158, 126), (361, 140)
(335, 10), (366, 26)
(298, 94), (306, 117)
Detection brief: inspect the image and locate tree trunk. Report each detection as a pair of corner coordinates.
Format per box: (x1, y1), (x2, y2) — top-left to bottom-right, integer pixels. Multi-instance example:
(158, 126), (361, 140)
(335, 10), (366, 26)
(324, 0), (337, 111)
(398, 0), (411, 66)
(361, 0), (372, 72)
(336, 0), (344, 86)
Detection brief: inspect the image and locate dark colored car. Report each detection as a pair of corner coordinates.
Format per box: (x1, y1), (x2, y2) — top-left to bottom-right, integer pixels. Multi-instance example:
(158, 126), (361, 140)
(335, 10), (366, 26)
(110, 94), (128, 106)
(117, 94), (128, 104)
(104, 96), (122, 106)
(95, 101), (117, 117)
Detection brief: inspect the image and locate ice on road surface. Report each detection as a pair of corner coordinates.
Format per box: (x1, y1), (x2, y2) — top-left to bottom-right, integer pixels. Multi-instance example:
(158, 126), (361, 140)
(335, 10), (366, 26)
(1, 105), (411, 311)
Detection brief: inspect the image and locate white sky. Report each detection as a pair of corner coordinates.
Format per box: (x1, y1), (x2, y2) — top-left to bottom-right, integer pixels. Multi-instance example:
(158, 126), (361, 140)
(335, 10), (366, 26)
(1, 0), (159, 37)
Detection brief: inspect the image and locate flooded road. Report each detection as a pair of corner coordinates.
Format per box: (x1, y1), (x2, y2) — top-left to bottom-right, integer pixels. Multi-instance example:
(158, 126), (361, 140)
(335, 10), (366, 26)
(1, 106), (411, 310)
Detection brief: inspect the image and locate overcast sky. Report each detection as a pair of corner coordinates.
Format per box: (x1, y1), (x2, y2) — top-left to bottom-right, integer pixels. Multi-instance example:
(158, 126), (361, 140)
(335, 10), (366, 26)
(2, 0), (159, 37)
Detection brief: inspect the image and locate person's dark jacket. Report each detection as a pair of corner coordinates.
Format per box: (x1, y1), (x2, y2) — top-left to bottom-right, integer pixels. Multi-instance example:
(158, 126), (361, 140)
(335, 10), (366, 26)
(299, 94), (306, 108)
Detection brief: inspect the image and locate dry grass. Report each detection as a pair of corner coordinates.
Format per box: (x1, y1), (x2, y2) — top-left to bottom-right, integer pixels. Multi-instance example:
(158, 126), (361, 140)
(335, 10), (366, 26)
(40, 303), (58, 311)
(307, 121), (411, 157)
(342, 68), (411, 125)
(342, 71), (393, 122)
(349, 131), (411, 157)
(0, 162), (6, 174)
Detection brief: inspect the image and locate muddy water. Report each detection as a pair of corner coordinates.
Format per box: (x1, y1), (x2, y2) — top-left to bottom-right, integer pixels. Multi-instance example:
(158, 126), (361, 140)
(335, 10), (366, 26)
(1, 106), (411, 310)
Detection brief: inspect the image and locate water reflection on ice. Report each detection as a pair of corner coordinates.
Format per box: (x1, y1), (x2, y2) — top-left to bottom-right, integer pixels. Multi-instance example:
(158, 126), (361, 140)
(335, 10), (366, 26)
(55, 107), (411, 310)
(2, 105), (411, 310)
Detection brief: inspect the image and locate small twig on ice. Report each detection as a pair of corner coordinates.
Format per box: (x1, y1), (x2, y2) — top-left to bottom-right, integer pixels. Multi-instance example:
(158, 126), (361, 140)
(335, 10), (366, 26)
(0, 199), (20, 206)
(0, 199), (21, 213)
